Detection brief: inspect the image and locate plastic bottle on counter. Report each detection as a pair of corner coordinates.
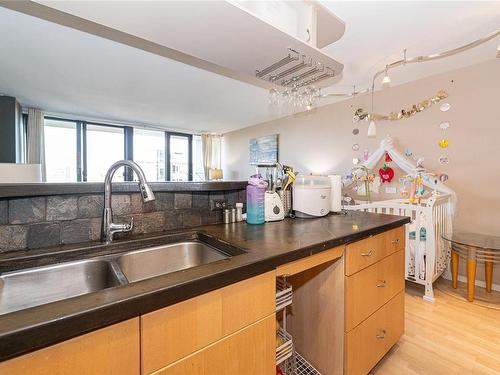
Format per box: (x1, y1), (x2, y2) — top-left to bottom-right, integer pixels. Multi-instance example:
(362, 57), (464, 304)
(246, 175), (267, 225)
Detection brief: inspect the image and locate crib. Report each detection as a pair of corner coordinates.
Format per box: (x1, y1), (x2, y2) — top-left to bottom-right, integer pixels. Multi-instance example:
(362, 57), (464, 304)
(344, 193), (454, 301)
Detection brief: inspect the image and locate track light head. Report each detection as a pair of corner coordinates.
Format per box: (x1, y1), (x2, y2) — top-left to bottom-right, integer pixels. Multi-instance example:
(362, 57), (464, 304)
(382, 65), (391, 88)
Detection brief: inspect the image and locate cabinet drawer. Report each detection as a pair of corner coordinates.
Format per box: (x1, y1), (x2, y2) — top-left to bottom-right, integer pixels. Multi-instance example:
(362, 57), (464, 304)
(345, 291), (404, 375)
(141, 271), (275, 374)
(345, 250), (404, 331)
(153, 314), (276, 375)
(345, 226), (405, 276)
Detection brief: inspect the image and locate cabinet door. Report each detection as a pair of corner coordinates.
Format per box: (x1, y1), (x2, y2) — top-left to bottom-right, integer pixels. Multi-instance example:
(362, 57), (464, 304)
(0, 318), (140, 375)
(141, 271), (275, 374)
(154, 315), (276, 375)
(345, 291), (404, 375)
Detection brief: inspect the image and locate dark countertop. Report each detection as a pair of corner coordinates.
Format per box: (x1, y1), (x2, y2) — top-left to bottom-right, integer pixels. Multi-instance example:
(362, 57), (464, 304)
(0, 181), (246, 198)
(0, 211), (409, 361)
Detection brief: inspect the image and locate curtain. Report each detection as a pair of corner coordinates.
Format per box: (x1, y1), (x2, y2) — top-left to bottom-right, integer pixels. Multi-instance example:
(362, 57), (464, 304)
(201, 134), (221, 180)
(26, 108), (46, 181)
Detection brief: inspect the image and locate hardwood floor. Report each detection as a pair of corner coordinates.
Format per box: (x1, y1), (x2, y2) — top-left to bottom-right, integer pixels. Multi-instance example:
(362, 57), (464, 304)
(371, 284), (500, 375)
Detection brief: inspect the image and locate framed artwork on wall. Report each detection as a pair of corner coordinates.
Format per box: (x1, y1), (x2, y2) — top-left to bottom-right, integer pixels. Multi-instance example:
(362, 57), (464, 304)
(249, 134), (279, 165)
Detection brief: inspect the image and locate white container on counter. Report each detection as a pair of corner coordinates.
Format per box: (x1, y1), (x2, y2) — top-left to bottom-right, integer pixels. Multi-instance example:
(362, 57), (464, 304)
(328, 174), (342, 213)
(292, 175), (331, 218)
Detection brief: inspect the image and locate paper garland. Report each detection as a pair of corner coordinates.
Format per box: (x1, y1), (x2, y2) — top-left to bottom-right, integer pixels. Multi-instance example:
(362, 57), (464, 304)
(353, 90), (448, 122)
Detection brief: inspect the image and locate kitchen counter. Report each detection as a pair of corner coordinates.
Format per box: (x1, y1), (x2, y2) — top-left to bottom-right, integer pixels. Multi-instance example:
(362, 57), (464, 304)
(0, 211), (409, 361)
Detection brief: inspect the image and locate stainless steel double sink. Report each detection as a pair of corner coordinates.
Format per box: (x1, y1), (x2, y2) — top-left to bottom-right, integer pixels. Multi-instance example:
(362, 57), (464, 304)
(0, 239), (236, 315)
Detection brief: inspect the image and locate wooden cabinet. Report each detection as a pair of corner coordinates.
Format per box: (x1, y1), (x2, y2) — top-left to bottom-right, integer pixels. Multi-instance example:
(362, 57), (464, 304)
(344, 228), (405, 375)
(345, 227), (404, 276)
(0, 318), (140, 375)
(153, 315), (276, 375)
(141, 271), (275, 374)
(345, 291), (404, 375)
(277, 225), (405, 375)
(345, 250), (404, 331)
(0, 226), (405, 375)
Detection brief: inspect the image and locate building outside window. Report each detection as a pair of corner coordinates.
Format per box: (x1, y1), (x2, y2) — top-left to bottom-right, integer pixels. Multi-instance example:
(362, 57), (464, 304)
(169, 134), (190, 181)
(86, 124), (125, 182)
(44, 119), (78, 182)
(134, 128), (165, 182)
(43, 117), (202, 183)
(192, 135), (205, 181)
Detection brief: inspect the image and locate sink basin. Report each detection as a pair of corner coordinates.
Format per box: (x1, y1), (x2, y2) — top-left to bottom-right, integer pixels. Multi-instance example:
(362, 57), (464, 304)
(116, 240), (230, 282)
(0, 260), (122, 315)
(0, 235), (241, 315)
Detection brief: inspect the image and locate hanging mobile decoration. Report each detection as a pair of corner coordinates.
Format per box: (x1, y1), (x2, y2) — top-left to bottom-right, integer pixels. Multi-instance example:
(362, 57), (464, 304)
(405, 149), (413, 157)
(439, 103), (451, 112)
(379, 165), (395, 183)
(438, 139), (449, 149)
(439, 173), (449, 182)
(400, 172), (431, 204)
(378, 152), (395, 183)
(439, 156), (449, 165)
(439, 121), (450, 130)
(352, 128), (359, 135)
(352, 143), (360, 151)
(363, 150), (370, 161)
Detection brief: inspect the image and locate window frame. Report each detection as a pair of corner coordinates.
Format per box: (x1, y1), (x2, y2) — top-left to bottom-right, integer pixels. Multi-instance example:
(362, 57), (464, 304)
(43, 116), (195, 182)
(165, 132), (193, 182)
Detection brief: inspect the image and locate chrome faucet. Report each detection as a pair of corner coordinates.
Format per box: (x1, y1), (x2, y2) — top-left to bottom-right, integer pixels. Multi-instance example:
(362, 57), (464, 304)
(102, 160), (155, 243)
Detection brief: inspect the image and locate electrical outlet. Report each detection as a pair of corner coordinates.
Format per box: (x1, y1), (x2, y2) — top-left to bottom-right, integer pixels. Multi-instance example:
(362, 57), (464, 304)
(211, 199), (227, 211)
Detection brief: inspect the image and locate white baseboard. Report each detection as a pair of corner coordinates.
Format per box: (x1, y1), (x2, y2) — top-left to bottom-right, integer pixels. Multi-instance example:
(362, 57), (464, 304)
(441, 273), (500, 292)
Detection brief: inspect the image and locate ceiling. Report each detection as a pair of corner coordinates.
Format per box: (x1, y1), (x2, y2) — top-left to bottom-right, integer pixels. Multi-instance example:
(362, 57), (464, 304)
(320, 1), (500, 93)
(0, 2), (499, 134)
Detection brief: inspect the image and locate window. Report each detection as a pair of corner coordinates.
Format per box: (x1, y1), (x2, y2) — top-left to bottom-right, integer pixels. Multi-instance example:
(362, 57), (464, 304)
(168, 134), (191, 181)
(43, 117), (201, 182)
(134, 128), (165, 182)
(44, 119), (78, 182)
(86, 124), (125, 182)
(192, 135), (204, 181)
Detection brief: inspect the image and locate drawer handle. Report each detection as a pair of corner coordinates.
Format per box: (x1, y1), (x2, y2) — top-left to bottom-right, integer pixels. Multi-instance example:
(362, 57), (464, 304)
(392, 239), (399, 245)
(361, 250), (373, 257)
(376, 330), (387, 339)
(376, 280), (387, 288)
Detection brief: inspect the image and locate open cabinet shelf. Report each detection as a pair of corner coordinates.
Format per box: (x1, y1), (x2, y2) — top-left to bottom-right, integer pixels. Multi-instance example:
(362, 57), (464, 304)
(276, 277), (293, 311)
(276, 276), (323, 374)
(280, 351), (322, 375)
(276, 327), (294, 366)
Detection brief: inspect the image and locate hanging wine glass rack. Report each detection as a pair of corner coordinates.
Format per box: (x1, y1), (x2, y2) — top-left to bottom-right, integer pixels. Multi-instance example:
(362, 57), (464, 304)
(256, 48), (335, 88)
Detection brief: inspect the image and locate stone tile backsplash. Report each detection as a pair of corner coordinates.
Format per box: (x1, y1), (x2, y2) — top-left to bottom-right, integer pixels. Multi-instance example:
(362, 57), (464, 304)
(0, 189), (245, 252)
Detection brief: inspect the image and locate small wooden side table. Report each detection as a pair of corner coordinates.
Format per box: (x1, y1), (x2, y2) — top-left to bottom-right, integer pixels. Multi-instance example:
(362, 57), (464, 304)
(442, 232), (500, 302)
